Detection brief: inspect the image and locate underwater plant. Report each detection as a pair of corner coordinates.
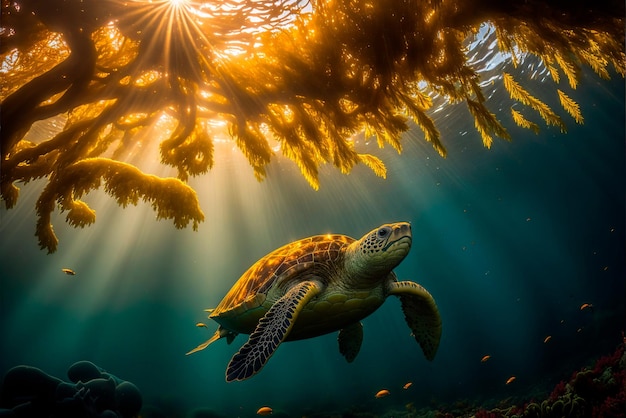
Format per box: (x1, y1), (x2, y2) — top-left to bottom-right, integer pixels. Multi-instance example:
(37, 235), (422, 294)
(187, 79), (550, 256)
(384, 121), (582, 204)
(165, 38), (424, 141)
(1, 0), (624, 252)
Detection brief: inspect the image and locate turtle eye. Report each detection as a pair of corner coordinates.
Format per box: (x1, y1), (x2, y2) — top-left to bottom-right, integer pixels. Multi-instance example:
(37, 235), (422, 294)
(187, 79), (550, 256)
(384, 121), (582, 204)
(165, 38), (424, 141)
(377, 227), (390, 239)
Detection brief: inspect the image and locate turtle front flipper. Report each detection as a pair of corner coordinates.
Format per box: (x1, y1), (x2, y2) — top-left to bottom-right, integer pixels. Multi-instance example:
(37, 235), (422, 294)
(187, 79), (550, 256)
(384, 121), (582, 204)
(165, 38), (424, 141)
(186, 326), (238, 355)
(338, 322), (363, 363)
(225, 280), (323, 382)
(387, 281), (442, 361)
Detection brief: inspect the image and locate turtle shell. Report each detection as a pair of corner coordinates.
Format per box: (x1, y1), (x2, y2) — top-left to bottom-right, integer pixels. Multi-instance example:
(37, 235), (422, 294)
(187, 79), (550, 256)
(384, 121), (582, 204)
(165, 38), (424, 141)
(210, 234), (354, 328)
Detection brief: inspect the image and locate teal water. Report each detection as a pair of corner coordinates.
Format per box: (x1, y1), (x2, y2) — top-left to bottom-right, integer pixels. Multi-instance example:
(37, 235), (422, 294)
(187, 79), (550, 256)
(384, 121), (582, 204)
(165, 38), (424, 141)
(1, 67), (624, 417)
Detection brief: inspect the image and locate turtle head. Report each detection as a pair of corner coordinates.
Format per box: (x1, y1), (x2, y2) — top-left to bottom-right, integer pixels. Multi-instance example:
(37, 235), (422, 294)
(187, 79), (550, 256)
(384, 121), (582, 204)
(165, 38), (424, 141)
(345, 222), (412, 284)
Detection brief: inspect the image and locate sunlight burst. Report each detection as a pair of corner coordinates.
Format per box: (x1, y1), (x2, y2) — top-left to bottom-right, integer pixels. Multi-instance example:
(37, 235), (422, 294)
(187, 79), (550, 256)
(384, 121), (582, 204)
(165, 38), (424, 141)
(167, 0), (190, 8)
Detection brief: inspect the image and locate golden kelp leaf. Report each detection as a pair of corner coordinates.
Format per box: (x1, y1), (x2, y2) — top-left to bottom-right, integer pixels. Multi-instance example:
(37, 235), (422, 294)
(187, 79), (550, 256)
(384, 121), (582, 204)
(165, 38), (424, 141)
(161, 122), (215, 181)
(511, 108), (540, 134)
(63, 199), (97, 228)
(92, 25), (139, 69)
(370, 113), (409, 153)
(1, 31), (70, 99)
(466, 99), (511, 148)
(231, 122), (273, 181)
(358, 153), (387, 179)
(557, 90), (584, 124)
(281, 140), (321, 190)
(578, 48), (610, 80)
(403, 100), (445, 157)
(502, 73), (566, 132)
(554, 54), (579, 89)
(34, 158), (205, 252)
(376, 128), (403, 153)
(0, 182), (20, 209)
(545, 62), (561, 84)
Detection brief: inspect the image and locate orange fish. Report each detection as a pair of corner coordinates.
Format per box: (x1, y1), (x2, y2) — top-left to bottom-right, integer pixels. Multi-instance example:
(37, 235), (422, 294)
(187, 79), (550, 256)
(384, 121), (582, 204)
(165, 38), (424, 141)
(403, 382), (413, 390)
(544, 335), (552, 343)
(375, 389), (390, 398)
(506, 376), (516, 385)
(481, 355), (491, 363)
(195, 322), (208, 328)
(256, 406), (273, 415)
(580, 303), (593, 311)
(61, 268), (76, 275)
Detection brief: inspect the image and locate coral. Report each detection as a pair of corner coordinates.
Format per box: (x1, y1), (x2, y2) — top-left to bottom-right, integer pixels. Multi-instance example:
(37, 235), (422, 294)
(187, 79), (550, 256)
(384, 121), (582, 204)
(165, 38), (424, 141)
(593, 345), (625, 375)
(474, 408), (504, 418)
(0, 361), (142, 417)
(547, 380), (566, 402)
(464, 341), (626, 418)
(2, 0), (625, 251)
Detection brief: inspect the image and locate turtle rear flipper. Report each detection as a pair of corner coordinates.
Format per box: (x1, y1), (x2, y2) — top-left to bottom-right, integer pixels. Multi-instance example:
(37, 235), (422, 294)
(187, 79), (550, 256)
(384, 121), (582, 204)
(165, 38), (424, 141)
(186, 326), (238, 355)
(226, 280), (323, 382)
(338, 322), (363, 363)
(388, 281), (442, 361)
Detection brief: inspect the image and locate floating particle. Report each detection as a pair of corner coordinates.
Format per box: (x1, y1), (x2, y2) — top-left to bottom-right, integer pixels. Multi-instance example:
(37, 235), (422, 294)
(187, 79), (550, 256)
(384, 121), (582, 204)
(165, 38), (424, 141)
(375, 389), (390, 398)
(61, 268), (76, 275)
(544, 335), (552, 343)
(580, 303), (593, 311)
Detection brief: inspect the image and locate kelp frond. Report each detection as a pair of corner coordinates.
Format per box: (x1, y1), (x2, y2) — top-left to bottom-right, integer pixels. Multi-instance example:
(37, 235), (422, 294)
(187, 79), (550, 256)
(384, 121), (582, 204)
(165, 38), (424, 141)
(466, 100), (511, 148)
(503, 73), (567, 132)
(358, 154), (387, 179)
(1, 0), (624, 251)
(511, 108), (540, 135)
(35, 158), (204, 253)
(557, 90), (584, 124)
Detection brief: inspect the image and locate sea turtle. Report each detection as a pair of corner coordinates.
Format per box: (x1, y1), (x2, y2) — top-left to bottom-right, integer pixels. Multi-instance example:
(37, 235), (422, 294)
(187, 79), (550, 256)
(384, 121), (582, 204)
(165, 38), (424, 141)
(187, 222), (442, 382)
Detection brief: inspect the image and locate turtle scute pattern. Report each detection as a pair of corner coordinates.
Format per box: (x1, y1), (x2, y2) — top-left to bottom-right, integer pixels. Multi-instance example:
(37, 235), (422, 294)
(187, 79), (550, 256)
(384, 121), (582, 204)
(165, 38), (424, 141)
(226, 281), (320, 382)
(215, 235), (353, 314)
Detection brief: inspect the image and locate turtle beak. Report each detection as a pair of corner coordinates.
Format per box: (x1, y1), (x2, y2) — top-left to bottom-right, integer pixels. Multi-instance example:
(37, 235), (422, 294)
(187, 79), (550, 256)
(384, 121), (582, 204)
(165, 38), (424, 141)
(393, 222), (411, 241)
(382, 223), (412, 251)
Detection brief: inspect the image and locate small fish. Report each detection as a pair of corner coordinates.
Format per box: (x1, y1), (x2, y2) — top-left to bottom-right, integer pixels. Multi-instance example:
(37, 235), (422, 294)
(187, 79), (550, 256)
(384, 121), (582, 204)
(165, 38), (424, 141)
(256, 406), (273, 415)
(375, 389), (390, 398)
(403, 382), (413, 390)
(61, 268), (76, 275)
(580, 303), (593, 311)
(506, 376), (516, 385)
(481, 355), (491, 363)
(544, 335), (552, 343)
(195, 322), (208, 328)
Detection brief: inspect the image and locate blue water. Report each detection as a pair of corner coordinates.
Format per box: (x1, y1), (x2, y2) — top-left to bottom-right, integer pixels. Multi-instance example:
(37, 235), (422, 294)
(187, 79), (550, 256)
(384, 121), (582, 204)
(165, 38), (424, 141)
(1, 68), (624, 417)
